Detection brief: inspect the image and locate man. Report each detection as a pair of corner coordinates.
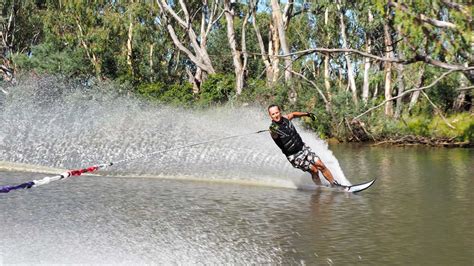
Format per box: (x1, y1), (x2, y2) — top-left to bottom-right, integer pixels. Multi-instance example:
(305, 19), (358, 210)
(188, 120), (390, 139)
(268, 104), (340, 187)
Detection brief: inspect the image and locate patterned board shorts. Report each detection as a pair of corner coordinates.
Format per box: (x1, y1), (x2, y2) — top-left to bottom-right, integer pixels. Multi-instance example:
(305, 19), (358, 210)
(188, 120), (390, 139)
(286, 145), (320, 172)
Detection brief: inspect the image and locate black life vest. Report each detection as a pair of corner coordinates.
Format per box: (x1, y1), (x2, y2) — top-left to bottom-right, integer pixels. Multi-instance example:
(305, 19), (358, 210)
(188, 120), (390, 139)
(270, 117), (304, 156)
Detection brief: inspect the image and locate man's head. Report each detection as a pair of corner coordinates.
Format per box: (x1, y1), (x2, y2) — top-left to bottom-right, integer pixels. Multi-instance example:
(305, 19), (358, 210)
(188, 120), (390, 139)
(268, 104), (282, 122)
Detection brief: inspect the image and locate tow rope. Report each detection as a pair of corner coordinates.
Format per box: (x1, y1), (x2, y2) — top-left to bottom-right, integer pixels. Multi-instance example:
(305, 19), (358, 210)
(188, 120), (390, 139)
(0, 129), (269, 193)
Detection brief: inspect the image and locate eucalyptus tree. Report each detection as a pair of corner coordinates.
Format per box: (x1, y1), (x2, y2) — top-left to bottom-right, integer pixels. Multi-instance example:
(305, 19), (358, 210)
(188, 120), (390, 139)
(337, 0), (358, 105)
(387, 0), (473, 112)
(224, 0), (249, 95)
(0, 0), (42, 82)
(156, 0), (220, 94)
(249, 0), (280, 87)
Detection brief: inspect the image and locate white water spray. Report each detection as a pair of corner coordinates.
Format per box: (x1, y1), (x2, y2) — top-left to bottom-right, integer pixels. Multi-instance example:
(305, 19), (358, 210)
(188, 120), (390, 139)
(0, 76), (350, 188)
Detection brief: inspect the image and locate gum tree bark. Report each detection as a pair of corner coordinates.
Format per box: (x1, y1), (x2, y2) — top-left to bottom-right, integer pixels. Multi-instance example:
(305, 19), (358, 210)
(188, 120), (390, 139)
(383, 17), (394, 116)
(337, 1), (358, 105)
(0, 2), (16, 82)
(323, 7), (332, 102)
(224, 0), (249, 95)
(408, 65), (426, 112)
(271, 0), (296, 103)
(362, 9), (373, 103)
(249, 0), (278, 86)
(157, 0), (218, 93)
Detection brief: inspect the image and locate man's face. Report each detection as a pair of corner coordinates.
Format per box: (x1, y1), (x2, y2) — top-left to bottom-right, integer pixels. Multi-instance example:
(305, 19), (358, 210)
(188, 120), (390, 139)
(268, 106), (282, 122)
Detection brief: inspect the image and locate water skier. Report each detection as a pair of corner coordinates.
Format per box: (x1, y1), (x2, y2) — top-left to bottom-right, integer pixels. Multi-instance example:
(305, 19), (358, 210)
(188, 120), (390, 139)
(268, 104), (340, 187)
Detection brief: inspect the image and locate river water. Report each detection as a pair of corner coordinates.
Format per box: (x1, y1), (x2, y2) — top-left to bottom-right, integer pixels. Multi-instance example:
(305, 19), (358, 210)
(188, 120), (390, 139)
(0, 78), (472, 264)
(0, 145), (472, 265)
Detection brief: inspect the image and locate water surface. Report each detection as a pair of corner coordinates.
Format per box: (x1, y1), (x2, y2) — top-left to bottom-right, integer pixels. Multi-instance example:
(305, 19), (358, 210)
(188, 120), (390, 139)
(1, 145), (472, 265)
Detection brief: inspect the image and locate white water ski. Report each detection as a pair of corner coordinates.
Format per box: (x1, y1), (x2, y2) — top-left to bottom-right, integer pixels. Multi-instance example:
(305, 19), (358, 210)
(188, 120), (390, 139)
(335, 178), (376, 193)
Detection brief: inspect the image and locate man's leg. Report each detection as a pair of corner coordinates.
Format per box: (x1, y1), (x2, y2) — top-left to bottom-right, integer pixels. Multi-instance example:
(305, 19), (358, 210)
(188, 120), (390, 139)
(312, 159), (337, 186)
(309, 167), (322, 185)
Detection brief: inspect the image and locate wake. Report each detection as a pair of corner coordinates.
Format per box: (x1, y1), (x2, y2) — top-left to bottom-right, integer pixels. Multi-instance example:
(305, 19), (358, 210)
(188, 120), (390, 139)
(0, 76), (351, 191)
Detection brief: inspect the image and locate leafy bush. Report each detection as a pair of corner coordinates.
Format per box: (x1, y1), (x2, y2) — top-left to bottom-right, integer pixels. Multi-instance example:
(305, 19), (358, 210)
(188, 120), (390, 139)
(137, 82), (166, 99)
(13, 43), (90, 77)
(428, 113), (474, 141)
(137, 81), (194, 107)
(238, 78), (271, 105)
(405, 116), (431, 136)
(198, 73), (235, 106)
(159, 83), (194, 107)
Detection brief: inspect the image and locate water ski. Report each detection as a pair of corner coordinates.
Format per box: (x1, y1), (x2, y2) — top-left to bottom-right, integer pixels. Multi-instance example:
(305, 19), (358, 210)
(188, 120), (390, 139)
(334, 178), (376, 193)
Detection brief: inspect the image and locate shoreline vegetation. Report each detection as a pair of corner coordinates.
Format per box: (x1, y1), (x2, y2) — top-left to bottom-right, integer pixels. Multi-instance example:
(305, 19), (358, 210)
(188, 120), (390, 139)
(0, 1), (472, 147)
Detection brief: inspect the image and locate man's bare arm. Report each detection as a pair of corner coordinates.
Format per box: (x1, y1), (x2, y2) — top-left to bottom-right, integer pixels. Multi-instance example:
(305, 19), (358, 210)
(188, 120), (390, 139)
(285, 112), (311, 121)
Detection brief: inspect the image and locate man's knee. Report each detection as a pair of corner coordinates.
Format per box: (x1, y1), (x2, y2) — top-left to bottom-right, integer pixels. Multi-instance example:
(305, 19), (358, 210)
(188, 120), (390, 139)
(313, 159), (325, 169)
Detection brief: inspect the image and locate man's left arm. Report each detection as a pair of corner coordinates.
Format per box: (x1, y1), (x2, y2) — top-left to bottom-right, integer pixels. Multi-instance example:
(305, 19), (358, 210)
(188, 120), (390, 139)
(286, 112), (315, 121)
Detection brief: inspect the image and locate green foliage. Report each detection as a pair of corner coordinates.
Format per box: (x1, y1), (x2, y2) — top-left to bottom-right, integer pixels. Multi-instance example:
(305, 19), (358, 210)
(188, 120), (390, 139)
(238, 78), (267, 104)
(428, 113), (474, 142)
(13, 43), (90, 76)
(405, 116), (431, 136)
(160, 83), (195, 107)
(137, 81), (194, 107)
(4, 1), (472, 145)
(137, 82), (167, 99)
(198, 74), (235, 106)
(370, 118), (401, 138)
(386, 113), (474, 142)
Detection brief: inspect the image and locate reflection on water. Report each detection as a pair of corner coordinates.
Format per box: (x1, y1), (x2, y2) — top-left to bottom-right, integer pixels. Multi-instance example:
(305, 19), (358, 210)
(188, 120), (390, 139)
(1, 144), (472, 265)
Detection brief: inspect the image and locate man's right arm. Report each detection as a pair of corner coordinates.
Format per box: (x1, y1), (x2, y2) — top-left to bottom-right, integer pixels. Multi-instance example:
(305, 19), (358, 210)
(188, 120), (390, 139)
(270, 131), (279, 139)
(269, 124), (280, 139)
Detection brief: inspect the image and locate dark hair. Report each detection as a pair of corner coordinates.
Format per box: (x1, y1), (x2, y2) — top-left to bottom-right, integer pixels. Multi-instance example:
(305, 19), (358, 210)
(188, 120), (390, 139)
(267, 104), (280, 111)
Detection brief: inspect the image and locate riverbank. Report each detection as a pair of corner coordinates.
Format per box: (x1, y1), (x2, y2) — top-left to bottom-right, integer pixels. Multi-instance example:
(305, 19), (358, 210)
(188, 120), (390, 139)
(372, 135), (471, 148)
(328, 136), (472, 148)
(322, 112), (473, 147)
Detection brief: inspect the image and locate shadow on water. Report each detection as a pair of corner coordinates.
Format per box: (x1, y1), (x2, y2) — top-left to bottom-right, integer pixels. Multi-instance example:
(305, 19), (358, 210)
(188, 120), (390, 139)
(0, 76), (350, 188)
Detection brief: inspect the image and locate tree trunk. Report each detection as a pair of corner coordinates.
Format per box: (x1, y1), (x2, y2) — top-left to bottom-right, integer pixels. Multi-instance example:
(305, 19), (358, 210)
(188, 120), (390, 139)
(0, 2), (17, 82)
(127, 19), (134, 77)
(224, 0), (248, 95)
(394, 63), (405, 118)
(149, 43), (154, 77)
(271, 0), (292, 82)
(383, 21), (394, 117)
(394, 25), (405, 118)
(249, 0), (276, 87)
(323, 7), (332, 102)
(157, 0), (217, 92)
(271, 0), (296, 103)
(408, 66), (426, 112)
(373, 82), (379, 98)
(337, 2), (358, 105)
(453, 73), (468, 111)
(362, 9), (373, 103)
(75, 18), (101, 79)
(269, 23), (280, 86)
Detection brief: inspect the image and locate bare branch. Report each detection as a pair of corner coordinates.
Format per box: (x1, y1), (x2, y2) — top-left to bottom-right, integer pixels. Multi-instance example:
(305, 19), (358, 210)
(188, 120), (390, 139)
(389, 2), (458, 29)
(157, 0), (187, 28)
(249, 0), (270, 67)
(421, 91), (455, 129)
(272, 48), (473, 71)
(440, 0), (472, 20)
(179, 0), (191, 25)
(206, 1), (221, 37)
(0, 64), (13, 75)
(457, 85), (474, 91)
(282, 0), (294, 29)
(166, 25), (212, 73)
(289, 69), (329, 106)
(241, 11), (250, 71)
(354, 70), (458, 120)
